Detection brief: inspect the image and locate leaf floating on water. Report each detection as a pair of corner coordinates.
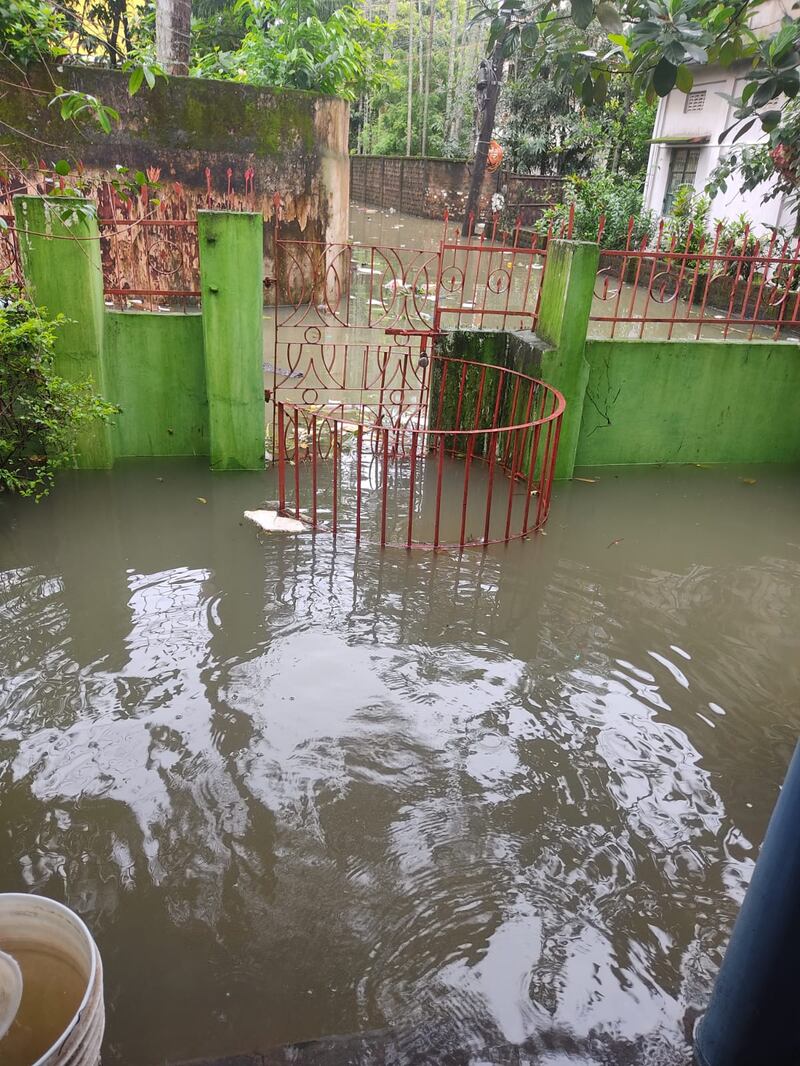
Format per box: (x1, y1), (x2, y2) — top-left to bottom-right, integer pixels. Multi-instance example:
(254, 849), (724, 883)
(607, 537), (624, 548)
(197, 496), (207, 504)
(573, 477), (597, 483)
(740, 478), (757, 485)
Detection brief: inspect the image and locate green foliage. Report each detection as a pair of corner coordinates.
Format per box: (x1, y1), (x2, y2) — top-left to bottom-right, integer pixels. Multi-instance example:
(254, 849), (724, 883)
(0, 0), (67, 65)
(503, 68), (656, 178)
(0, 285), (117, 500)
(192, 0), (390, 100)
(534, 173), (653, 248)
(662, 184), (709, 252)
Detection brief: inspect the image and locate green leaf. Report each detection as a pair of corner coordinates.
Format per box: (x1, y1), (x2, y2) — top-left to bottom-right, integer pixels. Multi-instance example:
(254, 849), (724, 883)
(760, 109), (782, 132)
(521, 23), (539, 49)
(571, 0), (594, 30)
(489, 15), (506, 42)
(134, 170), (147, 185)
(128, 66), (144, 95)
(653, 57), (677, 96)
(581, 73), (594, 104)
(596, 2), (623, 34)
(676, 64), (693, 92)
(54, 159), (71, 176)
(144, 65), (156, 89)
(98, 109), (112, 134)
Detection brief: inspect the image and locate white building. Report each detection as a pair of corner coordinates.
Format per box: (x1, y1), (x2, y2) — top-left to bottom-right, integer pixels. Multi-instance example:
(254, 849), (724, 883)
(643, 0), (797, 235)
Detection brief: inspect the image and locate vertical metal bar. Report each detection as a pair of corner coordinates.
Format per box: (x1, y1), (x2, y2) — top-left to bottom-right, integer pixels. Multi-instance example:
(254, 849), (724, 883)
(406, 429), (418, 548)
(355, 423), (363, 545)
(452, 361), (468, 454)
(483, 430), (498, 545)
(293, 409), (300, 519)
(277, 403), (286, 512)
(695, 223), (723, 340)
(380, 427), (390, 547)
(311, 414), (318, 527)
(723, 230), (748, 340)
(332, 418), (339, 535)
(433, 434), (445, 548)
(459, 436), (475, 548)
(503, 427), (522, 541)
(747, 229), (778, 341)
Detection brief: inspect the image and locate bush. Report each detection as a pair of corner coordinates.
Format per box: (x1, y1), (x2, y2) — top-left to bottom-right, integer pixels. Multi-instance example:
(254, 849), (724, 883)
(661, 185), (710, 254)
(533, 173), (653, 249)
(0, 285), (117, 500)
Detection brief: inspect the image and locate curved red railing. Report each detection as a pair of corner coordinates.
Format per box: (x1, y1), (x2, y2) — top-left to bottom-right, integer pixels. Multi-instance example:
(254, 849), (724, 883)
(276, 353), (564, 550)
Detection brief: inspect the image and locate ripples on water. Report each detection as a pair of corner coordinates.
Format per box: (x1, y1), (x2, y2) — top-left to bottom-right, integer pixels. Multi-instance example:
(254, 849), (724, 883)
(1, 461), (799, 1065)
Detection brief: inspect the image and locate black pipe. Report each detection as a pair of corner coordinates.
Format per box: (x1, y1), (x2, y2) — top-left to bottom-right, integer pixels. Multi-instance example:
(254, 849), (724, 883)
(695, 739), (800, 1066)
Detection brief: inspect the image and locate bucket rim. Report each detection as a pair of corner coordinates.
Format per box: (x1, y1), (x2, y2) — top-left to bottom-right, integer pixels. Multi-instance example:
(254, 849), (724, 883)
(0, 892), (99, 1066)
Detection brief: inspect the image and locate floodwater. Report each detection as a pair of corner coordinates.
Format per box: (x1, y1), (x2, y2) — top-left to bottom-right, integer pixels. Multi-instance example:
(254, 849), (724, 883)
(2, 459), (800, 1065)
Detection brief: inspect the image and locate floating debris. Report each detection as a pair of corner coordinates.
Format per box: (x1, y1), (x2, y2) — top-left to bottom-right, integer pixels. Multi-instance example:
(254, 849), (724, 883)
(244, 510), (308, 534)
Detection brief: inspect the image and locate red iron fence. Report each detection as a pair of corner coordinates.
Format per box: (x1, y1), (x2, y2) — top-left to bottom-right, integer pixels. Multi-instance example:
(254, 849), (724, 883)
(590, 218), (800, 340)
(275, 352), (564, 550)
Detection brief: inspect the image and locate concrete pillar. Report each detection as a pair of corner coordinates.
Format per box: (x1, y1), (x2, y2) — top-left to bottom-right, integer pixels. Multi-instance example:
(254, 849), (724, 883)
(13, 195), (113, 469)
(198, 211), (265, 470)
(536, 239), (599, 480)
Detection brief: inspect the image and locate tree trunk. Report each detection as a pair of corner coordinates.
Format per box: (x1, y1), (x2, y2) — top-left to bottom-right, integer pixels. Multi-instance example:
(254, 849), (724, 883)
(461, 39), (504, 236)
(406, 10), (414, 155)
(421, 0), (436, 156)
(417, 0), (424, 106)
(443, 0), (458, 150)
(156, 0), (192, 76)
(609, 84), (633, 174)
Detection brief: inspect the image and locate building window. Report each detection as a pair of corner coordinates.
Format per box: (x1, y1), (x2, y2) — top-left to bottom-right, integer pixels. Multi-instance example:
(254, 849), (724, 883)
(685, 90), (706, 113)
(662, 147), (701, 215)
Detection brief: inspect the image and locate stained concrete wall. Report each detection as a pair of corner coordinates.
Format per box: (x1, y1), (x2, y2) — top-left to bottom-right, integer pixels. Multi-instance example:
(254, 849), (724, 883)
(577, 338), (800, 466)
(0, 62), (349, 250)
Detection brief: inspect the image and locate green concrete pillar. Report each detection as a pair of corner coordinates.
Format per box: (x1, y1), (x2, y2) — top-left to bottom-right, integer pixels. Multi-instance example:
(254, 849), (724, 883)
(537, 239), (599, 479)
(13, 195), (113, 469)
(198, 211), (265, 470)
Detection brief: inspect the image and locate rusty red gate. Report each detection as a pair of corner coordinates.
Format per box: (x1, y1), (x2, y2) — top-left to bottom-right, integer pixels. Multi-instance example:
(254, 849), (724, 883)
(269, 201), (564, 550)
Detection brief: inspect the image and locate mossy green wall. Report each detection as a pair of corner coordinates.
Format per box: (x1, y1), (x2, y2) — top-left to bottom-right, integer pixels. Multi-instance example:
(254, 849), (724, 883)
(104, 313), (208, 457)
(577, 339), (800, 466)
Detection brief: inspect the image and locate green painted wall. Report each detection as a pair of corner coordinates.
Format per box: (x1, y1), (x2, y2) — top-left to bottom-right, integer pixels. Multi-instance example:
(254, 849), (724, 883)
(199, 211), (265, 470)
(104, 313), (208, 457)
(14, 195), (113, 468)
(577, 338), (800, 466)
(536, 239), (599, 479)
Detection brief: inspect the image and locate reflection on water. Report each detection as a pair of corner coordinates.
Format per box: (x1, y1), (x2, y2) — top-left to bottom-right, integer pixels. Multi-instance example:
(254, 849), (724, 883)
(1, 460), (799, 1065)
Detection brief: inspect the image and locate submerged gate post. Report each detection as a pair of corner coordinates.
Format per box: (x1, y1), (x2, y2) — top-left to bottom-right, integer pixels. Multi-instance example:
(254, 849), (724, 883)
(198, 210), (265, 470)
(694, 739), (800, 1066)
(13, 195), (113, 469)
(536, 238), (598, 480)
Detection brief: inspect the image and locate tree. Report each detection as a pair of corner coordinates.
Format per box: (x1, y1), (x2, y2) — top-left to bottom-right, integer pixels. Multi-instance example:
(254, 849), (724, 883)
(156, 0), (192, 75)
(191, 0), (388, 100)
(463, 0), (800, 224)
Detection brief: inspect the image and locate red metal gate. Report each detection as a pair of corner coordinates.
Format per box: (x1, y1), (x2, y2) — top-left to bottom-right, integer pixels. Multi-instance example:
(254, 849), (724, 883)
(269, 199), (564, 550)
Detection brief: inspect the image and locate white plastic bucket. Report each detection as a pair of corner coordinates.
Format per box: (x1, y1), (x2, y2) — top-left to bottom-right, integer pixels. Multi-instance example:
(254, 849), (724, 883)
(0, 893), (104, 1066)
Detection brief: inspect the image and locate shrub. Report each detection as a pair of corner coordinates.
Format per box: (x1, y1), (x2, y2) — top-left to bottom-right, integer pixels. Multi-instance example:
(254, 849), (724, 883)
(533, 173), (654, 249)
(661, 185), (710, 254)
(0, 284), (117, 500)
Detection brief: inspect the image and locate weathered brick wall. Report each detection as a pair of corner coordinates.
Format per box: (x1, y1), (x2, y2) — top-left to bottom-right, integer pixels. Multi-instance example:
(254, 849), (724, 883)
(350, 156), (564, 223)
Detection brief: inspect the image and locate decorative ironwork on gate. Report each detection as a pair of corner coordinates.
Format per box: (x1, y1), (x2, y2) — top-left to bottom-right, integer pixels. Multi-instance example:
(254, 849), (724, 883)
(269, 198), (564, 550)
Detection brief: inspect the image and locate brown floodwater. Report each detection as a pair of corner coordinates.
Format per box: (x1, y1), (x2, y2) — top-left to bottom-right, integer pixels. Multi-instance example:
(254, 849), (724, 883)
(1, 459), (799, 1065)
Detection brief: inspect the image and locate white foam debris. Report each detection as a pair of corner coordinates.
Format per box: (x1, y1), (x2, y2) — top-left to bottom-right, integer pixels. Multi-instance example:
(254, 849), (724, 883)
(244, 510), (308, 533)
